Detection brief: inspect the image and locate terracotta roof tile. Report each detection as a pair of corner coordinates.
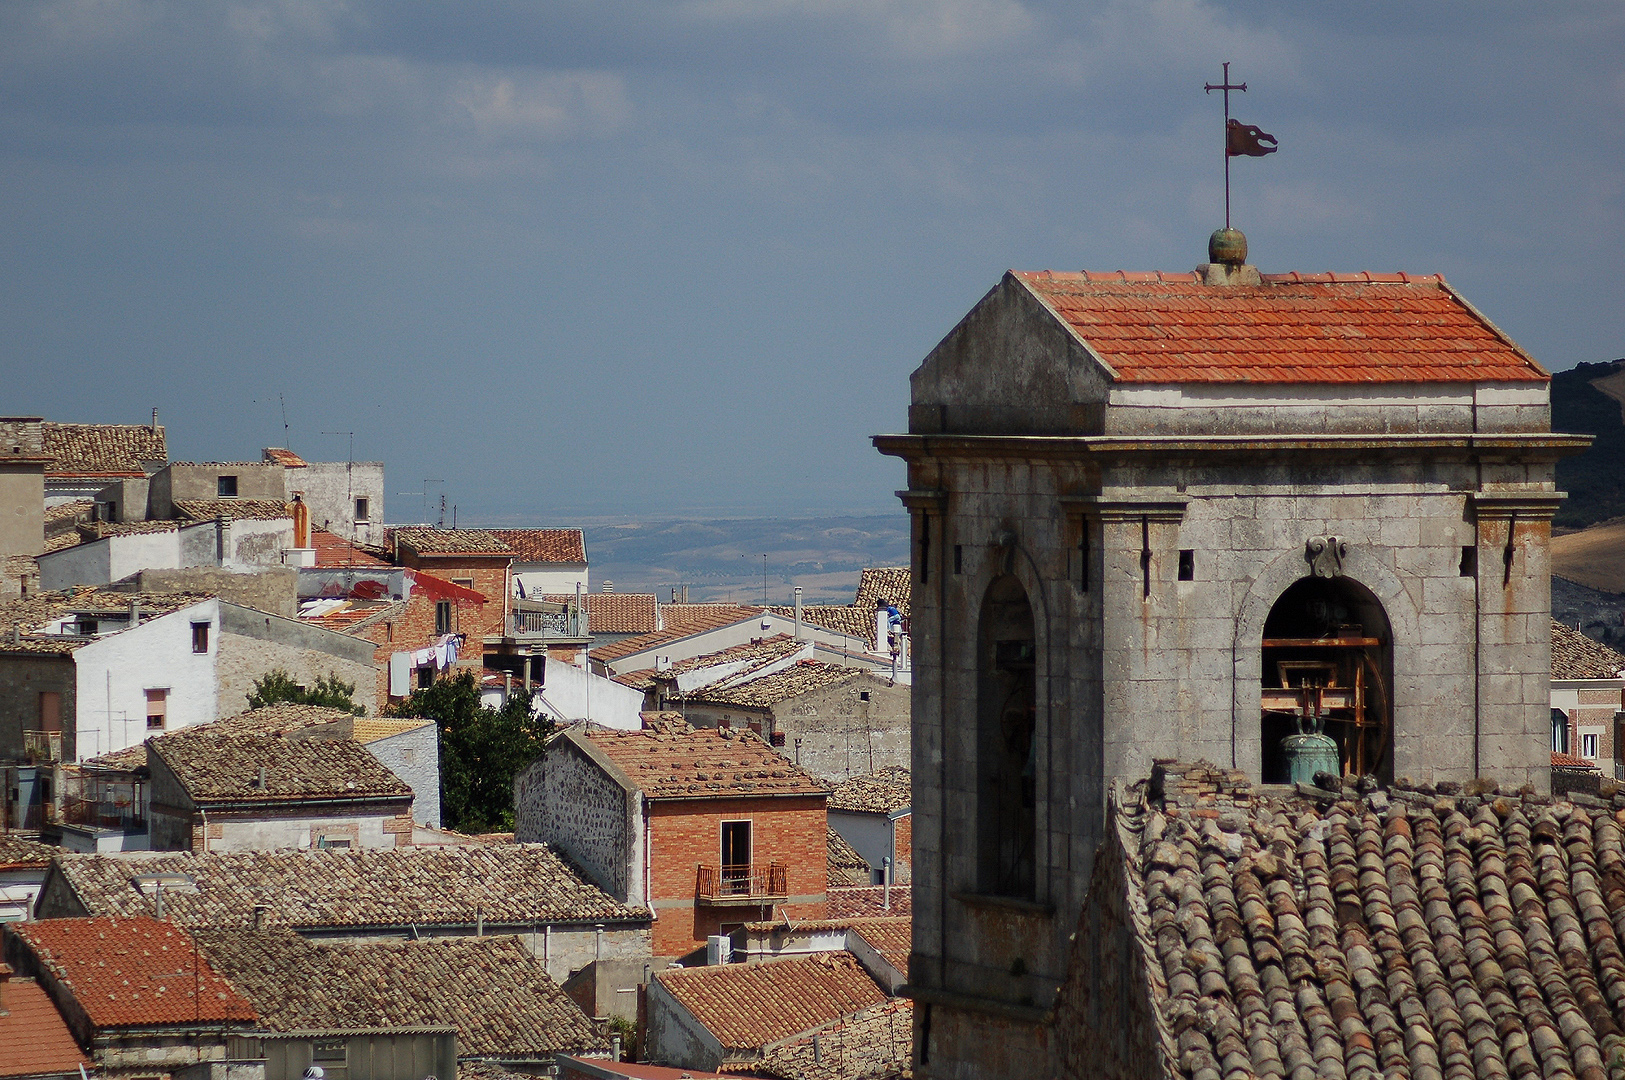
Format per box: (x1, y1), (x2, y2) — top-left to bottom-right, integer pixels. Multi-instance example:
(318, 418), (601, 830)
(11, 917), (255, 1028)
(825, 887), (911, 920)
(76, 518), (186, 539)
(754, 997), (913, 1080)
(490, 529), (586, 563)
(1015, 273), (1548, 384)
(765, 567), (909, 649)
(1551, 620), (1625, 680)
(149, 731), (412, 805)
(82, 704), (360, 771)
(0, 589), (212, 656)
(173, 499), (290, 521)
(828, 827), (869, 886)
(311, 529), (391, 567)
(392, 528), (515, 556)
(0, 835), (65, 870)
(685, 661), (864, 709)
(582, 726), (826, 800)
(827, 768), (911, 815)
(41, 423), (165, 477)
(49, 845), (645, 929)
(544, 593), (658, 634)
(261, 448), (307, 467)
(655, 952), (887, 1054)
(1552, 750), (1600, 770)
(589, 606), (761, 664)
(0, 977), (90, 1076)
(195, 930), (603, 1055)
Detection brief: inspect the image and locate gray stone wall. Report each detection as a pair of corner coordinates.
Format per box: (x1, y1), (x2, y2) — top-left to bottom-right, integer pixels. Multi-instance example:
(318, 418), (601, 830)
(0, 653), (76, 761)
(121, 567), (298, 619)
(0, 465), (44, 558)
(514, 734), (637, 903)
(215, 603), (376, 718)
(285, 461), (385, 547)
(364, 722), (441, 828)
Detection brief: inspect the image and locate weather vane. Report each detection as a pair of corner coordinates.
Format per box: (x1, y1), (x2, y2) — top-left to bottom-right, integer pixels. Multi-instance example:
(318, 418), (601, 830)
(1204, 62), (1277, 230)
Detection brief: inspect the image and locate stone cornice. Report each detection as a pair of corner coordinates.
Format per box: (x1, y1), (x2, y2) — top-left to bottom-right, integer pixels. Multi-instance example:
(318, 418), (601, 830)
(1058, 494), (1188, 524)
(873, 432), (1593, 465)
(1469, 491), (1567, 521)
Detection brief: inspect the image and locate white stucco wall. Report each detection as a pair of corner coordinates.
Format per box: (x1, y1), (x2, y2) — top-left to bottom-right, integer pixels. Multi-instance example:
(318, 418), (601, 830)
(513, 564), (589, 598)
(182, 809), (404, 852)
(73, 600), (221, 760)
(534, 657), (644, 729)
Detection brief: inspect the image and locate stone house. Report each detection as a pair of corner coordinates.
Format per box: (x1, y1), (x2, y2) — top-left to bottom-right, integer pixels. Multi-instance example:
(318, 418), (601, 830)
(644, 952), (888, 1074)
(195, 929), (606, 1069)
(514, 720), (829, 958)
(4, 915), (257, 1079)
(874, 255), (1587, 1077)
(1049, 760), (1625, 1080)
(1549, 620), (1625, 776)
(826, 766), (912, 885)
(0, 589), (377, 764)
(40, 421), (166, 508)
(144, 728), (415, 852)
(265, 446), (387, 547)
(0, 420), (49, 561)
(680, 661), (910, 782)
(32, 843), (650, 984)
(146, 461), (285, 521)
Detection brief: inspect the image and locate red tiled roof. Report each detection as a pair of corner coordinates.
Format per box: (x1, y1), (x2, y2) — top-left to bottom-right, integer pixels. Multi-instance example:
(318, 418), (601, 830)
(590, 605), (761, 663)
(1551, 620), (1625, 680)
(1013, 272), (1549, 385)
(544, 593), (658, 634)
(655, 952), (886, 1053)
(826, 886), (912, 920)
(1552, 750), (1600, 771)
(393, 528), (514, 557)
(261, 447), (307, 467)
(0, 978), (90, 1077)
(491, 529), (586, 563)
(12, 917), (256, 1028)
(312, 529), (390, 568)
(581, 725), (827, 800)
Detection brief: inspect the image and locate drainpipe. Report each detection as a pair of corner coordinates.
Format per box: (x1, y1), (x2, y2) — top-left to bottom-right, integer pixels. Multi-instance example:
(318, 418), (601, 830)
(793, 588), (803, 640)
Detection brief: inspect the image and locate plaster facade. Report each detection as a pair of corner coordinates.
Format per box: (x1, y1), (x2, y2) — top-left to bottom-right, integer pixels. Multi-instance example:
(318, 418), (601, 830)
(148, 462), (285, 520)
(39, 518), (293, 591)
(362, 722), (441, 828)
(874, 267), (1587, 1079)
(281, 459), (385, 547)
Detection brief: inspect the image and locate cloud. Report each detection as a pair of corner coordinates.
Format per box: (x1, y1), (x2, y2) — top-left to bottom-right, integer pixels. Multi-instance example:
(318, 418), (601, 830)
(452, 71), (631, 140)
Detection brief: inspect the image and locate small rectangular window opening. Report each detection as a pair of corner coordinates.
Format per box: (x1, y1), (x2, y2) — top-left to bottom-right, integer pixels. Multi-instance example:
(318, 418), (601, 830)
(217, 475), (238, 498)
(435, 600), (452, 634)
(953, 544), (963, 575)
(1178, 550), (1195, 581)
(1582, 732), (1601, 760)
(1459, 546), (1477, 577)
(191, 621), (210, 653)
(145, 688), (168, 729)
(354, 497), (369, 522)
(919, 516), (931, 585)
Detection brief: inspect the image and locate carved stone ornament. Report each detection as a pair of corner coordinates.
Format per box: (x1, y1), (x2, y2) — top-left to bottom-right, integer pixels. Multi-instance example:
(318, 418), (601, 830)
(1305, 536), (1348, 578)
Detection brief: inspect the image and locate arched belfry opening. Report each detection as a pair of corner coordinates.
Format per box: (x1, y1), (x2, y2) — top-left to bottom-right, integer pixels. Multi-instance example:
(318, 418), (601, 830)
(1259, 576), (1393, 784)
(977, 574), (1036, 898)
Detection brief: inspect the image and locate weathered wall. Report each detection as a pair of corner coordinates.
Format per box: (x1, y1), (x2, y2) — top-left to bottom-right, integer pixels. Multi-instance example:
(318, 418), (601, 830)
(518, 923), (653, 986)
(515, 735), (637, 903)
(364, 722), (441, 828)
(0, 653), (76, 761)
(535, 657), (644, 729)
(644, 977), (725, 1073)
(0, 465), (44, 558)
(285, 461), (385, 546)
(513, 562), (589, 598)
(778, 674), (909, 782)
(148, 803), (413, 853)
(125, 567), (297, 618)
(151, 462), (285, 518)
(74, 600), (220, 760)
(214, 603), (377, 719)
(224, 518), (294, 569)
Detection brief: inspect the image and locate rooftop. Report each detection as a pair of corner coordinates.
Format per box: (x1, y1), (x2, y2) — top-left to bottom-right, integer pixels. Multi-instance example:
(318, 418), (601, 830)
(393, 528), (515, 556)
(827, 767), (911, 815)
(589, 605), (761, 664)
(149, 731), (412, 805)
(42, 422), (166, 477)
(0, 977), (90, 1078)
(0, 835), (65, 870)
(0, 589), (211, 656)
(754, 997), (913, 1080)
(490, 529), (586, 564)
(173, 499), (290, 521)
(826, 886), (912, 921)
(655, 952), (887, 1054)
(579, 725), (827, 800)
(684, 661), (865, 709)
(1052, 759), (1625, 1080)
(828, 827), (869, 886)
(1551, 620), (1625, 680)
(48, 844), (645, 930)
(543, 592), (658, 634)
(311, 528), (392, 568)
(261, 447), (307, 467)
(1013, 271), (1549, 384)
(11, 916), (255, 1029)
(195, 930), (602, 1056)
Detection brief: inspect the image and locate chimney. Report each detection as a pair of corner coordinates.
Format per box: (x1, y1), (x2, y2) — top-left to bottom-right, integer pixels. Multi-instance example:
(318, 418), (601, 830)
(130, 597), (141, 625)
(151, 407), (159, 432)
(793, 587), (803, 639)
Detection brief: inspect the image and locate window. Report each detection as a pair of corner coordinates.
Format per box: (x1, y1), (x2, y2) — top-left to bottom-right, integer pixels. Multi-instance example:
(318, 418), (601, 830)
(1553, 709), (1571, 754)
(1178, 550), (1195, 581)
(354, 497), (369, 522)
(1581, 729), (1603, 761)
(217, 475), (238, 497)
(191, 621), (210, 653)
(76, 619), (98, 636)
(978, 575), (1036, 899)
(721, 821), (752, 893)
(1460, 546), (1478, 577)
(417, 666), (434, 690)
(316, 837), (353, 850)
(451, 577), (474, 590)
(38, 692), (61, 733)
(145, 689), (168, 729)
(435, 600), (453, 634)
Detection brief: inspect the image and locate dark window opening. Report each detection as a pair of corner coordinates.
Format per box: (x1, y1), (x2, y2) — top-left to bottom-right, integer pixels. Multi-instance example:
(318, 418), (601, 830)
(721, 821), (752, 892)
(953, 544), (963, 575)
(217, 475), (238, 498)
(919, 516), (931, 585)
(1460, 545), (1477, 577)
(770, 731), (786, 747)
(1178, 549), (1195, 581)
(416, 666), (434, 690)
(76, 619), (97, 636)
(1260, 576), (1393, 784)
(435, 600), (453, 634)
(1553, 709), (1571, 754)
(859, 690), (870, 702)
(38, 692), (61, 733)
(977, 575), (1036, 899)
(191, 621), (210, 653)
(354, 497), (369, 521)
(1077, 526), (1090, 592)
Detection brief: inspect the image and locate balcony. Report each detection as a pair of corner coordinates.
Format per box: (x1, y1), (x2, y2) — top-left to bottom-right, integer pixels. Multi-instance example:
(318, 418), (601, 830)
(22, 730), (62, 764)
(486, 599), (589, 645)
(695, 863), (788, 906)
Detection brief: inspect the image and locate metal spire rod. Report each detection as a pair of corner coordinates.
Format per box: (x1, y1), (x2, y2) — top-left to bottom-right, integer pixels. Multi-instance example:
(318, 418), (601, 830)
(1204, 61), (1247, 229)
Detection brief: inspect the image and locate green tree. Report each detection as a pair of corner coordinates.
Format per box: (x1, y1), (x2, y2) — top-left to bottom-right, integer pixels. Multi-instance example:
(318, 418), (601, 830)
(247, 670), (364, 714)
(386, 670), (552, 832)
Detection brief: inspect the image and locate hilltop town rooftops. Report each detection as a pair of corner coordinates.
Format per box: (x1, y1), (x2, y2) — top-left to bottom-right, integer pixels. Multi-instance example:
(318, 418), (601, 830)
(0, 834), (62, 870)
(0, 589), (213, 655)
(194, 930), (603, 1056)
(173, 499), (290, 521)
(392, 528), (515, 556)
(576, 725), (827, 800)
(1011, 271), (1549, 385)
(311, 528), (392, 567)
(826, 886), (912, 920)
(11, 916), (255, 1028)
(1551, 620), (1625, 679)
(42, 422), (166, 477)
(827, 767), (911, 815)
(684, 660), (864, 709)
(83, 703), (362, 771)
(490, 529), (586, 563)
(542, 592), (657, 634)
(655, 952), (887, 1055)
(588, 605), (761, 664)
(149, 731), (412, 805)
(41, 845), (646, 929)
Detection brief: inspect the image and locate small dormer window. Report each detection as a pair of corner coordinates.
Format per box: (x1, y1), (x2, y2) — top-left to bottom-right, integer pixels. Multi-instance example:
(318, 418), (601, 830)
(217, 475), (238, 497)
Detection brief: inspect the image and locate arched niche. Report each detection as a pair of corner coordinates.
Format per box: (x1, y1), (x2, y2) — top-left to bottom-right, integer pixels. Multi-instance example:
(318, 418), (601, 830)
(976, 574), (1036, 898)
(1259, 576), (1394, 784)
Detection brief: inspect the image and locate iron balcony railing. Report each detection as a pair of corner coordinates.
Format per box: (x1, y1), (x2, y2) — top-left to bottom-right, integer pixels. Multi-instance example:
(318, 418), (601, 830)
(695, 863), (788, 905)
(506, 601), (587, 640)
(22, 730), (62, 764)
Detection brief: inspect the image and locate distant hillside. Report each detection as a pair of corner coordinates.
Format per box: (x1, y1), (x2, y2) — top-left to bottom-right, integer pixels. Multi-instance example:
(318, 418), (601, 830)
(1553, 358), (1625, 529)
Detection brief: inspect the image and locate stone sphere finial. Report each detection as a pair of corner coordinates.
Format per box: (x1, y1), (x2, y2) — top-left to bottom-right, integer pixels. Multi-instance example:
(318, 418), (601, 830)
(1208, 228), (1248, 266)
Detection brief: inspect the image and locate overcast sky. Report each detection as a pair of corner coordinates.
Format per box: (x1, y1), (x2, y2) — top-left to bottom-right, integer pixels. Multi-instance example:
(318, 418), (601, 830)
(2, 2), (1620, 522)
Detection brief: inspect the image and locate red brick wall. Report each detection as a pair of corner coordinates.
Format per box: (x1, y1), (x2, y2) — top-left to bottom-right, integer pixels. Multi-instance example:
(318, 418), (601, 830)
(647, 795), (827, 957)
(396, 553), (511, 642)
(893, 811), (912, 883)
(353, 589), (489, 712)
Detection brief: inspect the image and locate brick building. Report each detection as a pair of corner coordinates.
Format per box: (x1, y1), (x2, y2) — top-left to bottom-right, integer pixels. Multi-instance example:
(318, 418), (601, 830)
(1549, 620), (1625, 776)
(875, 252), (1588, 1077)
(515, 719), (829, 958)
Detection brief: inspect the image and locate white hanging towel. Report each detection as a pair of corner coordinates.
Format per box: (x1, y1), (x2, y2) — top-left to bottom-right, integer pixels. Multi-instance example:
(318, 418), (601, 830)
(389, 652), (410, 697)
